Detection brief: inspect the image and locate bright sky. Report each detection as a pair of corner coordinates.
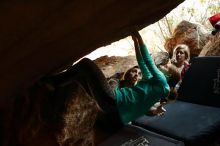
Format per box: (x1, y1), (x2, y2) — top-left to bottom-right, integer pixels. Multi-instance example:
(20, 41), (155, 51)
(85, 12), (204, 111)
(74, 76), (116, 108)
(85, 0), (216, 60)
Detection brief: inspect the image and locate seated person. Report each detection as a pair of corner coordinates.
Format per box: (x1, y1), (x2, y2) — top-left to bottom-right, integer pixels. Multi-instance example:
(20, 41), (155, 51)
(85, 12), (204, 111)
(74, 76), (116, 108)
(171, 44), (190, 89)
(171, 44), (190, 79)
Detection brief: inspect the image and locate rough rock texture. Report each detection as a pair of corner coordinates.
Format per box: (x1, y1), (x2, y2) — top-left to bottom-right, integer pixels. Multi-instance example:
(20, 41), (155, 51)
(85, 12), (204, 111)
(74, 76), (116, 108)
(0, 1), (185, 145)
(56, 82), (99, 146)
(94, 52), (170, 79)
(94, 55), (137, 78)
(0, 0), (184, 99)
(199, 31), (220, 56)
(165, 20), (210, 59)
(152, 51), (170, 66)
(4, 80), (100, 146)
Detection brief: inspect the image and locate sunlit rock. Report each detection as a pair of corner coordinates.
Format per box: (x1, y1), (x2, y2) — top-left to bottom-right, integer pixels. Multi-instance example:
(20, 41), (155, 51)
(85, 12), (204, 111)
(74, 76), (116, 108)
(165, 20), (210, 59)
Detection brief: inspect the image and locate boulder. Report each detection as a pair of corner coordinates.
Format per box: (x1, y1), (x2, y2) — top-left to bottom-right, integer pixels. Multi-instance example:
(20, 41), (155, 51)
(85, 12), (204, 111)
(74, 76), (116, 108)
(0, 0), (184, 99)
(4, 81), (99, 146)
(94, 55), (137, 78)
(199, 31), (220, 56)
(165, 20), (210, 59)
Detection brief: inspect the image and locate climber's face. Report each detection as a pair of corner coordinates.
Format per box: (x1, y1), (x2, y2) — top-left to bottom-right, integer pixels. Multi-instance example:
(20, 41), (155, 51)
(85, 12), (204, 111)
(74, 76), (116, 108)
(128, 67), (142, 85)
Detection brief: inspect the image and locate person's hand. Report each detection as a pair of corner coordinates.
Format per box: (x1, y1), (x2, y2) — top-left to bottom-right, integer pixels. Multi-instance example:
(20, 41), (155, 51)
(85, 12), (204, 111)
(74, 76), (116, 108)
(158, 65), (169, 75)
(146, 102), (166, 116)
(131, 30), (144, 46)
(131, 30), (141, 39)
(171, 58), (176, 64)
(131, 31), (139, 50)
(131, 34), (137, 42)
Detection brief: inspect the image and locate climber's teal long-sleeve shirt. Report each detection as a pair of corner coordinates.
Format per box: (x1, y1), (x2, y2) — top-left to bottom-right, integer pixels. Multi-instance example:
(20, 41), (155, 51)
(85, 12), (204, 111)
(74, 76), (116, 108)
(115, 44), (170, 124)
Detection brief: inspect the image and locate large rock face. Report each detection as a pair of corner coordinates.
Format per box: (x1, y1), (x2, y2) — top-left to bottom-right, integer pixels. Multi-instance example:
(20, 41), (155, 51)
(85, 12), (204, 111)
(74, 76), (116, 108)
(165, 20), (210, 59)
(4, 81), (99, 146)
(199, 31), (220, 56)
(0, 1), (186, 145)
(0, 0), (184, 99)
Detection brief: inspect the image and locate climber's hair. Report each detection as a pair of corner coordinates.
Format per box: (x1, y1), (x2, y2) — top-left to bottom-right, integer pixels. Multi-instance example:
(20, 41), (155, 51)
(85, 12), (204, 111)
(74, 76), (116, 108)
(123, 65), (140, 81)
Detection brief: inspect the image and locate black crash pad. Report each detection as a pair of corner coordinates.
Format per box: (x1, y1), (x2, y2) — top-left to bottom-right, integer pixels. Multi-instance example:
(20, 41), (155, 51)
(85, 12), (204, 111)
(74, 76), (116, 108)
(98, 124), (184, 146)
(133, 101), (220, 146)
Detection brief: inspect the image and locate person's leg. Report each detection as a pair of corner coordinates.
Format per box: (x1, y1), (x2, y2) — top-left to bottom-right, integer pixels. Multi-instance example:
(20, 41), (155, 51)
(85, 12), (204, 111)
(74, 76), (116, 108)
(59, 58), (115, 106)
(51, 58), (123, 130)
